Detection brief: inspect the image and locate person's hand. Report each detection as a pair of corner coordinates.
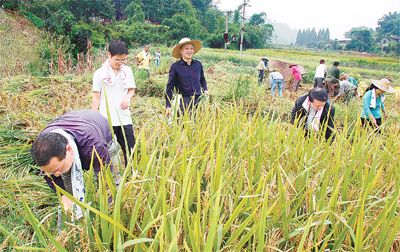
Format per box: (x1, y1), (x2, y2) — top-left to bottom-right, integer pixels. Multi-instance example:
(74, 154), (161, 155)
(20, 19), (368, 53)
(165, 107), (172, 117)
(204, 90), (209, 96)
(61, 195), (73, 212)
(383, 112), (388, 120)
(120, 96), (130, 110)
(372, 119), (379, 128)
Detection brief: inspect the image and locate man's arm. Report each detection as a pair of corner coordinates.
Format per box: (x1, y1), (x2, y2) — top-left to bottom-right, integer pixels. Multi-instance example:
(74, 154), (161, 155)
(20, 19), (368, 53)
(165, 64), (176, 109)
(200, 63), (208, 94)
(91, 92), (101, 110)
(121, 88), (135, 110)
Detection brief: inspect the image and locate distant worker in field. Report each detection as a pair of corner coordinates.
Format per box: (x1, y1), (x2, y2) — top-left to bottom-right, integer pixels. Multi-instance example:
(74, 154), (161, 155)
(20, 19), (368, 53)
(314, 59), (327, 88)
(135, 44), (151, 78)
(344, 73), (358, 87)
(269, 68), (284, 97)
(165, 38), (209, 117)
(92, 40), (136, 166)
(339, 73), (358, 96)
(155, 48), (161, 68)
(289, 64), (302, 92)
(331, 77), (357, 103)
(256, 57), (269, 85)
(31, 110), (119, 216)
(291, 88), (335, 140)
(360, 78), (394, 131)
(327, 61), (340, 79)
(326, 78), (341, 98)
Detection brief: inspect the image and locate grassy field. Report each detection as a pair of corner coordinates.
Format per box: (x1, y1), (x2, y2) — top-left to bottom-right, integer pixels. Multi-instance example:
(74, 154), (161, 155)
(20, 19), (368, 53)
(0, 47), (400, 251)
(0, 9), (42, 76)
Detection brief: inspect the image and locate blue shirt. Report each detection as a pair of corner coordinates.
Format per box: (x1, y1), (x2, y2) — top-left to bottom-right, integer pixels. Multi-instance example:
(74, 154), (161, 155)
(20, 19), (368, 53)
(165, 59), (208, 107)
(348, 76), (358, 87)
(361, 90), (385, 119)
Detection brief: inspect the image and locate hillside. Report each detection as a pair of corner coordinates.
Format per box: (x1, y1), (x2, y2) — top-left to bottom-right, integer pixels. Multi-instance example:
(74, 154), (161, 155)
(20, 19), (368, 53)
(0, 8), (42, 76)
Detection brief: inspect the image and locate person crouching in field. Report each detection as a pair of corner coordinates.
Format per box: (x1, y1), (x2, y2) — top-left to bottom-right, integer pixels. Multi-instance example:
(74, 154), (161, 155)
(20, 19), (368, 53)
(269, 68), (284, 97)
(289, 64), (302, 92)
(331, 78), (357, 103)
(291, 88), (335, 141)
(92, 40), (136, 167)
(257, 57), (269, 85)
(165, 38), (209, 117)
(360, 78), (394, 132)
(31, 110), (119, 218)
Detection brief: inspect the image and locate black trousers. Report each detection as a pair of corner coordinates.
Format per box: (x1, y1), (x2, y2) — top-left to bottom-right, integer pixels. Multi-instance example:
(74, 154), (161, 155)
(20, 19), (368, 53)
(113, 124), (135, 166)
(361, 117), (382, 133)
(178, 95), (201, 117)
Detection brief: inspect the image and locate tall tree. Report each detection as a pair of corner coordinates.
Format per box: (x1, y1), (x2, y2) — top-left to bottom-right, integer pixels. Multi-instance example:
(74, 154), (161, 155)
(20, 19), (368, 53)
(125, 0), (144, 23)
(345, 27), (373, 52)
(249, 12), (266, 26)
(376, 12), (400, 38)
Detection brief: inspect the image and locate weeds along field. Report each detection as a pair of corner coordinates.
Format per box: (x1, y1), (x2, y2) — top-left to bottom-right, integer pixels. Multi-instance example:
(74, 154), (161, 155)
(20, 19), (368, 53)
(0, 48), (400, 251)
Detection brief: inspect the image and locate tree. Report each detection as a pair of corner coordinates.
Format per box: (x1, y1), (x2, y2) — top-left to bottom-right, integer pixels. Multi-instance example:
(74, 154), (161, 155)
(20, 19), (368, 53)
(44, 9), (75, 35)
(249, 12), (266, 26)
(376, 12), (400, 38)
(345, 27), (373, 52)
(125, 0), (145, 23)
(162, 13), (205, 43)
(191, 0), (212, 12)
(201, 7), (225, 33)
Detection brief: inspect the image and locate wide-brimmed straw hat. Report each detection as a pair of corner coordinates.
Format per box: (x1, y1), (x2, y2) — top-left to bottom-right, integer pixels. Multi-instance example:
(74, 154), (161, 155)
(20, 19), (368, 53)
(372, 78), (395, 93)
(261, 56), (269, 60)
(171, 38), (202, 59)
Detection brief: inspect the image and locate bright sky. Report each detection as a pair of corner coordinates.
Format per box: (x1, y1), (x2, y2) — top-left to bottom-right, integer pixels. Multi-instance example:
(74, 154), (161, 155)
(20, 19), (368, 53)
(216, 0), (400, 39)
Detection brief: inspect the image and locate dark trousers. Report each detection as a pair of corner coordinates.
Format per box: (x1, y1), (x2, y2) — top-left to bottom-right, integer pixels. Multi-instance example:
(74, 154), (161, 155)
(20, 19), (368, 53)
(178, 95), (201, 117)
(314, 77), (324, 88)
(113, 124), (135, 166)
(361, 117), (382, 133)
(258, 70), (265, 84)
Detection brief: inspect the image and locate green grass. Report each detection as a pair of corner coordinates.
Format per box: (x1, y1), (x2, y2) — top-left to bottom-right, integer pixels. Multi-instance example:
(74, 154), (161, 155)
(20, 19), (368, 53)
(0, 9), (42, 75)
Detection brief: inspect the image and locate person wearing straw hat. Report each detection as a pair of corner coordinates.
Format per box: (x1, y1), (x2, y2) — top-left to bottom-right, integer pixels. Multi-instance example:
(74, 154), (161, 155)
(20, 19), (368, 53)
(257, 56), (269, 85)
(165, 37), (209, 117)
(360, 78), (394, 131)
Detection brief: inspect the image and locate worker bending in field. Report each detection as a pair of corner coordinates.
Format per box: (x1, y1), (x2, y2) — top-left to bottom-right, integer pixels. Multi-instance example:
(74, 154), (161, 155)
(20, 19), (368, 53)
(291, 88), (335, 141)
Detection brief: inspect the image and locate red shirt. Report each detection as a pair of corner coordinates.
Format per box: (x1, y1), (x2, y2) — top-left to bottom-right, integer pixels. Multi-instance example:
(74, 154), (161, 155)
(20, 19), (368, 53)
(290, 66), (302, 81)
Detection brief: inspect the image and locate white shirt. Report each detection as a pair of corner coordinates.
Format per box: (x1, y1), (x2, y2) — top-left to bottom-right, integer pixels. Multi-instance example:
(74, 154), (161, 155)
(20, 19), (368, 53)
(93, 60), (136, 126)
(315, 64), (327, 78)
(269, 71), (283, 81)
(256, 61), (267, 70)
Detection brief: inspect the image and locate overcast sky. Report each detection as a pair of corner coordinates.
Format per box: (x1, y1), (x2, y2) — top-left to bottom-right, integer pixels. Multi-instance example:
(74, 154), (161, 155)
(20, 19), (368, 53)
(215, 0), (400, 39)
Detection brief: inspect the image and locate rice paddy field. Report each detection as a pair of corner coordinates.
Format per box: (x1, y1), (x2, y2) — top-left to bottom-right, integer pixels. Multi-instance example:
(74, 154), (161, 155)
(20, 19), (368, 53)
(0, 47), (400, 251)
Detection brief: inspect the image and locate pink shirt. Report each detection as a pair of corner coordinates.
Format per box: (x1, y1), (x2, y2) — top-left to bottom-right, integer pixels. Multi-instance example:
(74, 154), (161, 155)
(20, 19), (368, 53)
(291, 66), (302, 80)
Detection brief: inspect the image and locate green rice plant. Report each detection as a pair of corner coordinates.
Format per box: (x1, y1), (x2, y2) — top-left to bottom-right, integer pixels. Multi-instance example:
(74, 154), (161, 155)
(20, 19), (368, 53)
(1, 46), (400, 250)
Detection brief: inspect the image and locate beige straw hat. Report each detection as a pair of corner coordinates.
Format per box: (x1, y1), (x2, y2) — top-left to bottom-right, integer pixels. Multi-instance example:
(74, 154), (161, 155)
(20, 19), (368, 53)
(171, 38), (202, 59)
(372, 78), (395, 93)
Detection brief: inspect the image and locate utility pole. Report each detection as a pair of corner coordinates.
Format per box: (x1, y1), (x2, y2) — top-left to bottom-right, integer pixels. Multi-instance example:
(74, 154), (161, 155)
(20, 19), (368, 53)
(224, 11), (232, 51)
(239, 0), (249, 54)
